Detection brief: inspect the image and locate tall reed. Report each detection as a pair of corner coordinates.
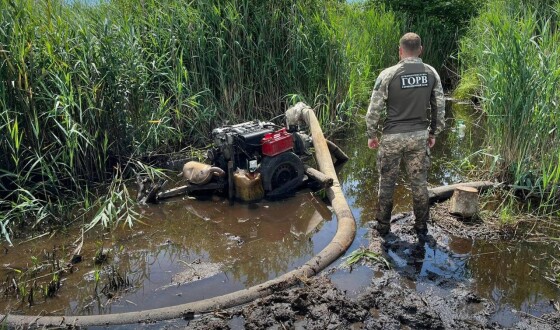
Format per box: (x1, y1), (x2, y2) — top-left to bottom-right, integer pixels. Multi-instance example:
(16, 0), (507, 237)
(0, 0), (406, 241)
(371, 0), (484, 83)
(327, 2), (401, 104)
(457, 0), (560, 210)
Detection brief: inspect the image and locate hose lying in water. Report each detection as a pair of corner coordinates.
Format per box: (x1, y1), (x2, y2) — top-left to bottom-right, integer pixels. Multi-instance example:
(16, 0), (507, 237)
(1, 103), (357, 328)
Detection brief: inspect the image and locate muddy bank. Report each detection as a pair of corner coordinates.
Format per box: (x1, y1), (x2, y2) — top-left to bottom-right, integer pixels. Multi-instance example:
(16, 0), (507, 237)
(430, 201), (508, 241)
(189, 273), (559, 329)
(189, 213), (560, 329)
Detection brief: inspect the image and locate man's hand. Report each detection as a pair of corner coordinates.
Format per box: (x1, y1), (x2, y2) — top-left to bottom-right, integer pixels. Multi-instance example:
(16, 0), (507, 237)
(368, 137), (379, 149)
(427, 135), (436, 148)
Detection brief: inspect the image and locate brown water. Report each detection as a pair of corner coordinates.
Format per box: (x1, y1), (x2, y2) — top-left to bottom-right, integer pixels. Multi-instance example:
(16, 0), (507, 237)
(1, 102), (559, 327)
(1, 192), (337, 315)
(329, 101), (559, 326)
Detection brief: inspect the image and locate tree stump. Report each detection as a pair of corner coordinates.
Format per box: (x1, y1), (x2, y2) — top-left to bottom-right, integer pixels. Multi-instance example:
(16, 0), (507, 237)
(449, 186), (479, 218)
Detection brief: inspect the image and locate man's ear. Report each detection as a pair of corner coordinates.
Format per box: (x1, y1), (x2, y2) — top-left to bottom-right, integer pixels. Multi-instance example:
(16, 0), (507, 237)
(419, 45), (424, 57)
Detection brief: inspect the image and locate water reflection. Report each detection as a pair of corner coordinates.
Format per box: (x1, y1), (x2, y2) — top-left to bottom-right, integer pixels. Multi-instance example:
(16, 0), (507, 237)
(468, 240), (559, 320)
(332, 101), (559, 326)
(0, 190), (335, 315)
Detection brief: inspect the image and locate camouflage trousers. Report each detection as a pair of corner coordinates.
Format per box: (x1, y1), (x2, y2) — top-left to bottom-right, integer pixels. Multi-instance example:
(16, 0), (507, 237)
(376, 130), (430, 232)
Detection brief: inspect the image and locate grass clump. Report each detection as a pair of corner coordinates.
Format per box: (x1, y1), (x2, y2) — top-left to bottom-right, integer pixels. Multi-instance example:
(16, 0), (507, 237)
(342, 247), (391, 269)
(451, 69), (480, 101)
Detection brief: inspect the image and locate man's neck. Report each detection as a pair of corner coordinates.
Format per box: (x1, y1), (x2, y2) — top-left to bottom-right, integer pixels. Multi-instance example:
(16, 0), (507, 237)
(400, 55), (419, 61)
(399, 49), (421, 60)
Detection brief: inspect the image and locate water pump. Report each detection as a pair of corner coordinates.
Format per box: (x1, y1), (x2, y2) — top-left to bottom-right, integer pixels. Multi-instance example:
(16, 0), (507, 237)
(208, 120), (309, 197)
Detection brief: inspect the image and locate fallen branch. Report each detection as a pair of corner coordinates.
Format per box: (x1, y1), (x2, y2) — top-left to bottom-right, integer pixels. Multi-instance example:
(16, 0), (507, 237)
(428, 181), (497, 204)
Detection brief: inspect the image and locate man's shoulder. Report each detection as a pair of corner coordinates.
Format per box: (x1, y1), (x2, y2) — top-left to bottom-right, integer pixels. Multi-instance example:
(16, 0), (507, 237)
(422, 63), (441, 79)
(375, 64), (402, 89)
(379, 63), (402, 79)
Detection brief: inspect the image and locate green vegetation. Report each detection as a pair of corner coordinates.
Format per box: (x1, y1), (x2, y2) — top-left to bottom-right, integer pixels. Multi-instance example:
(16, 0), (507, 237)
(342, 247), (390, 269)
(0, 0), (407, 242)
(2, 253), (63, 306)
(2, 0), (558, 243)
(456, 0), (560, 213)
(371, 0), (484, 82)
(327, 2), (401, 103)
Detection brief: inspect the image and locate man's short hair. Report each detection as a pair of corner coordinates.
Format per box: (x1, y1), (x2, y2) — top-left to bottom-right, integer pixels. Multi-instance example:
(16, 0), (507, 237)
(399, 33), (422, 53)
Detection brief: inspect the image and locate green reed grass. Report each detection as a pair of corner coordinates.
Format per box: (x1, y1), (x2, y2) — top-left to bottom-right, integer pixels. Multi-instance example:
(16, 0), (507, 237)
(457, 0), (560, 212)
(371, 0), (483, 83)
(0, 0), (405, 242)
(327, 1), (401, 104)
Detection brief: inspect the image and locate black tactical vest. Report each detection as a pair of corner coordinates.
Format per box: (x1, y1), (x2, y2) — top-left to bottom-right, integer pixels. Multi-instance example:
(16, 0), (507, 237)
(383, 61), (437, 134)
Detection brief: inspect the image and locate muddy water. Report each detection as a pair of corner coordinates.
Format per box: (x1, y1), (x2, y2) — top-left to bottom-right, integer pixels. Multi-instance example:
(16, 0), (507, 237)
(467, 239), (559, 326)
(329, 101), (559, 327)
(0, 193), (337, 315)
(1, 101), (559, 327)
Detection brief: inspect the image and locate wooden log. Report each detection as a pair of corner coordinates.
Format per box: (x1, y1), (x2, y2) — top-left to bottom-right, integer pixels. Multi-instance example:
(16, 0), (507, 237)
(137, 177), (167, 204)
(449, 186), (479, 218)
(428, 181), (496, 204)
(157, 182), (225, 200)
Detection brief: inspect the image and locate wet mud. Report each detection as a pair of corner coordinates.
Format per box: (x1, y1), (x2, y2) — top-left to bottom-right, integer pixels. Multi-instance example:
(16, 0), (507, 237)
(191, 273), (559, 330)
(430, 201), (511, 241)
(189, 213), (560, 329)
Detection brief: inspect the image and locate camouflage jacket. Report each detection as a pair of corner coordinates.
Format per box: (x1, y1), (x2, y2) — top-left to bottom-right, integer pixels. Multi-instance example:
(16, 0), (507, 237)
(366, 57), (445, 138)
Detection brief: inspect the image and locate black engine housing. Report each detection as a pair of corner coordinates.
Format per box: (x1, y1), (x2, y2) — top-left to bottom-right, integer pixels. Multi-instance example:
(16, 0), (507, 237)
(210, 120), (276, 171)
(208, 120), (307, 197)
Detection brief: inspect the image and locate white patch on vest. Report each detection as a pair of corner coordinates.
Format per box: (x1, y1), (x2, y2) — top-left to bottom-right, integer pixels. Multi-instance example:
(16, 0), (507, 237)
(373, 76), (382, 91)
(400, 73), (429, 89)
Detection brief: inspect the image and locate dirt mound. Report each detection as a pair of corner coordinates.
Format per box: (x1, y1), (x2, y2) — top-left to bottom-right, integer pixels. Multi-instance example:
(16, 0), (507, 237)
(430, 201), (506, 240)
(240, 276), (365, 329)
(189, 273), (490, 329)
(358, 271), (490, 329)
(189, 271), (559, 329)
(189, 272), (507, 329)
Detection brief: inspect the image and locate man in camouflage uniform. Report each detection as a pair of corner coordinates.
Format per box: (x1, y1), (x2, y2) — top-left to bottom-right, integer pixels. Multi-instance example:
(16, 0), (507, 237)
(366, 32), (445, 239)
